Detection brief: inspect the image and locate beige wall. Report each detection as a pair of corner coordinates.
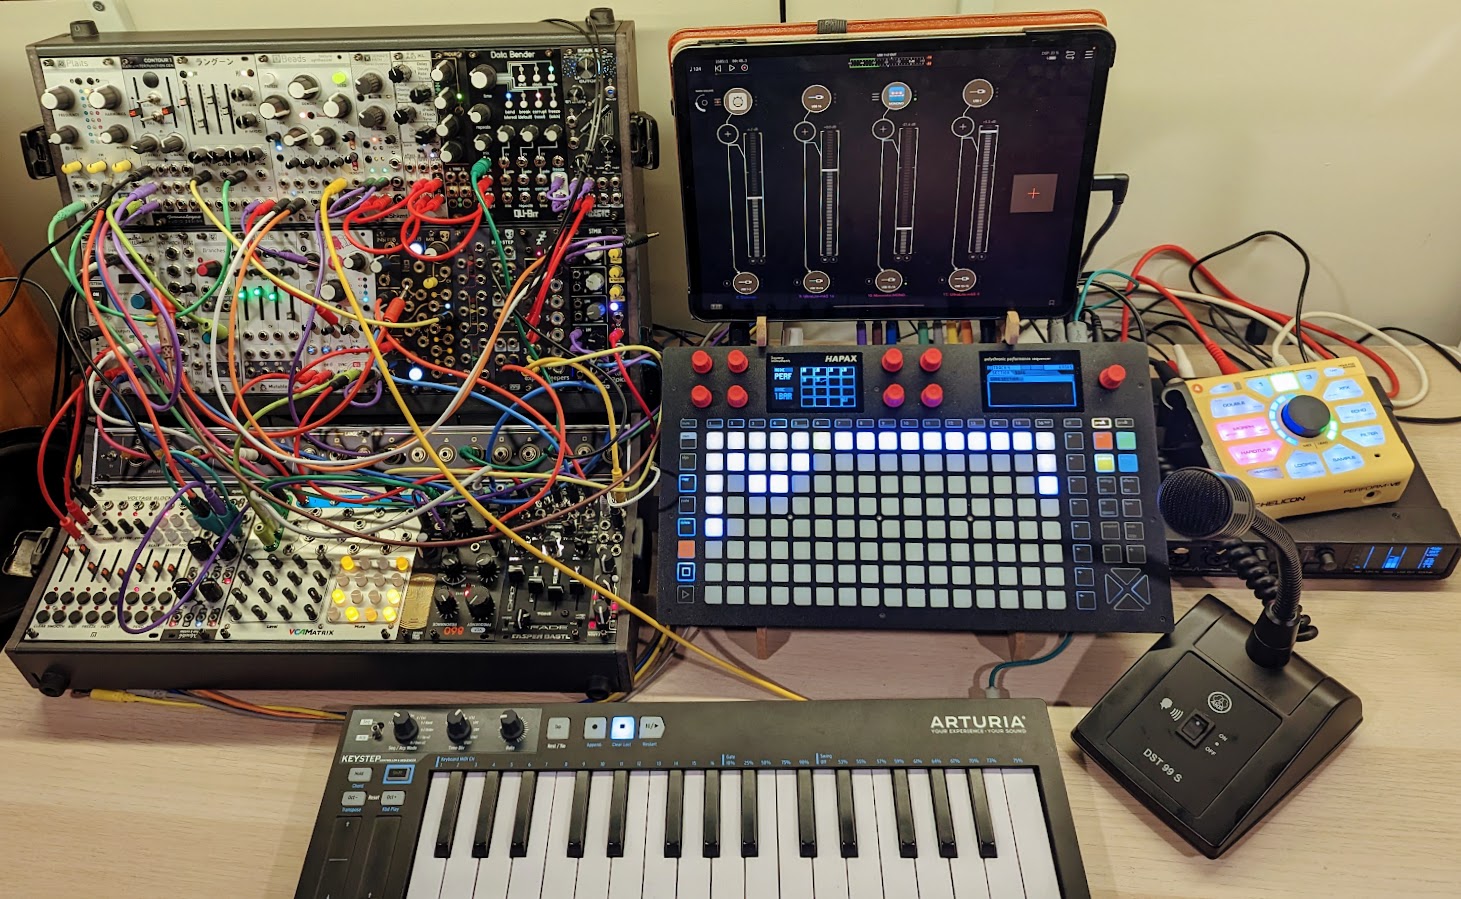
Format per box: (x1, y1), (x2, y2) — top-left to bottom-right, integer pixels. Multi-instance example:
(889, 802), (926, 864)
(2, 0), (1459, 337)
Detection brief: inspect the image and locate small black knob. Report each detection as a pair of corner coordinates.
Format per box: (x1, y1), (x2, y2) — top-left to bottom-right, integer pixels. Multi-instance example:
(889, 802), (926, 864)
(499, 709), (524, 743)
(1280, 395), (1332, 439)
(434, 591), (457, 618)
(199, 581), (224, 604)
(392, 711), (419, 743)
(466, 592), (494, 620)
(446, 709), (473, 743)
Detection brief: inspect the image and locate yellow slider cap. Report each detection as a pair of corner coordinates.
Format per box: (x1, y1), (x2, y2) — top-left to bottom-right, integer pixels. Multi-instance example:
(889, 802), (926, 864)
(112, 159), (133, 173)
(85, 159), (108, 174)
(60, 160), (83, 175)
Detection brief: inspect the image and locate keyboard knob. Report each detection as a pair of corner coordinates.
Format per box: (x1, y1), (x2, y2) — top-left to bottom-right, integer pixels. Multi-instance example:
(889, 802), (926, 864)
(1280, 394), (1331, 438)
(881, 348), (904, 372)
(920, 347), (943, 372)
(446, 708), (473, 743)
(883, 383), (906, 408)
(727, 385), (749, 408)
(1098, 364), (1127, 390)
(691, 350), (713, 374)
(691, 385), (714, 408)
(392, 711), (419, 743)
(727, 349), (749, 374)
(499, 709), (525, 743)
(921, 383), (944, 408)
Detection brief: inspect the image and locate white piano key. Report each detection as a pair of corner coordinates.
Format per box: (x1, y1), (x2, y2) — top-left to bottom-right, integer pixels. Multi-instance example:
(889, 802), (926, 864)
(745, 771), (779, 896)
(1000, 769), (1061, 899)
(439, 772), (486, 897)
(507, 772), (561, 899)
(980, 770), (1028, 897)
(906, 771), (955, 899)
(710, 771), (744, 899)
(943, 772), (992, 899)
(845, 771), (884, 899)
(643, 771), (678, 899)
(810, 771), (849, 899)
(573, 772), (615, 899)
(540, 773), (582, 899)
(473, 772), (522, 899)
(404, 773), (450, 899)
(870, 771), (917, 898)
(679, 772), (711, 899)
(776, 771), (813, 896)
(608, 773), (651, 899)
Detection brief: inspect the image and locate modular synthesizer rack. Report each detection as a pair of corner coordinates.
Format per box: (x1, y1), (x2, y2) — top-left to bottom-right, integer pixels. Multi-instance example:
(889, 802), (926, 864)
(7, 14), (659, 697)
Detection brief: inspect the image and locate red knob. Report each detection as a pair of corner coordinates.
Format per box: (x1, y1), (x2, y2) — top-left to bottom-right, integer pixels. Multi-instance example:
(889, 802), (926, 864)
(883, 384), (906, 408)
(196, 260), (221, 278)
(691, 350), (713, 375)
(921, 383), (944, 408)
(690, 385), (713, 408)
(727, 349), (749, 374)
(1099, 364), (1127, 390)
(727, 385), (749, 408)
(920, 347), (943, 373)
(881, 348), (904, 373)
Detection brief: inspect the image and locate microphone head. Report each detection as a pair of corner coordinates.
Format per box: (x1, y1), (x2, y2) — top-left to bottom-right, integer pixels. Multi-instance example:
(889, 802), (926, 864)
(1158, 467), (1257, 540)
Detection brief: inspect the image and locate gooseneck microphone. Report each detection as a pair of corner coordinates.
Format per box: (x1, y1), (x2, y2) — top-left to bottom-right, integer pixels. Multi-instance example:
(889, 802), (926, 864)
(1158, 468), (1307, 666)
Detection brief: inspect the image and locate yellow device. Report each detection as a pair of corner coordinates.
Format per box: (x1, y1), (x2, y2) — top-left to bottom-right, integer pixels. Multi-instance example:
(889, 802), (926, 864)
(1183, 356), (1413, 518)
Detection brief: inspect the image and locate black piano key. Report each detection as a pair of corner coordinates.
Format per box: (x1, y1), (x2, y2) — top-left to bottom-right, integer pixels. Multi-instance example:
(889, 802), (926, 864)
(472, 772), (502, 857)
(891, 769), (917, 858)
(435, 771), (465, 858)
(567, 771), (591, 859)
(665, 770), (685, 858)
(509, 771), (538, 858)
(836, 769), (857, 858)
(929, 769), (958, 859)
(740, 769), (758, 857)
(797, 769), (816, 858)
(607, 770), (630, 858)
(350, 815), (400, 898)
(966, 768), (998, 858)
(703, 770), (721, 858)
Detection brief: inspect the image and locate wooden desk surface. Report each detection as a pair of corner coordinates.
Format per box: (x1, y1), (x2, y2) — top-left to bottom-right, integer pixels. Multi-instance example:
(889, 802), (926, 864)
(4, 353), (1461, 898)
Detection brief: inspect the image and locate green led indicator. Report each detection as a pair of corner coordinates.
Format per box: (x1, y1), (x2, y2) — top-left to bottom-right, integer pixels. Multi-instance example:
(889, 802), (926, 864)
(250, 286), (263, 298)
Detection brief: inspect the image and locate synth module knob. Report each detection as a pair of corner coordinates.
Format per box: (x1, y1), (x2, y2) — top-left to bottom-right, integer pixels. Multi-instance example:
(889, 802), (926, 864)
(353, 71), (383, 95)
(499, 709), (525, 743)
(287, 75), (320, 100)
(98, 124), (129, 145)
(432, 59), (456, 83)
(446, 709), (473, 743)
(161, 133), (186, 153)
(691, 350), (713, 374)
(727, 349), (749, 374)
(469, 63), (500, 90)
(392, 711), (419, 743)
(321, 93), (351, 119)
(1098, 363), (1127, 390)
(920, 347), (943, 373)
(467, 103), (493, 125)
(42, 86), (75, 110)
(883, 383), (906, 408)
(258, 95), (291, 119)
(49, 126), (79, 146)
(727, 385), (749, 409)
(881, 348), (904, 373)
(388, 63), (412, 83)
(357, 106), (386, 129)
(129, 134), (159, 154)
(87, 84), (122, 109)
(691, 385), (713, 409)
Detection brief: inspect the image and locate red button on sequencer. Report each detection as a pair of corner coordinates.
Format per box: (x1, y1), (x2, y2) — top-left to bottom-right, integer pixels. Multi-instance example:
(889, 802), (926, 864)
(882, 348), (904, 373)
(690, 385), (713, 408)
(727, 385), (749, 408)
(920, 348), (943, 373)
(727, 350), (749, 374)
(691, 350), (713, 375)
(1099, 364), (1127, 390)
(883, 384), (906, 408)
(921, 384), (944, 408)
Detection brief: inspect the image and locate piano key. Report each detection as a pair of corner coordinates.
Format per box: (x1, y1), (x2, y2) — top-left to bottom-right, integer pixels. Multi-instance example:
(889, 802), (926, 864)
(710, 771), (744, 899)
(703, 769), (722, 858)
(574, 772), (615, 899)
(928, 769), (958, 858)
(435, 770), (465, 857)
(1000, 768), (1062, 898)
(871, 770), (918, 893)
(607, 769), (630, 858)
(845, 771), (884, 899)
(438, 772), (485, 897)
(473, 771), (503, 857)
(642, 771), (678, 899)
(403, 774), (450, 899)
(678, 772), (711, 898)
(966, 766), (998, 858)
(351, 814), (400, 899)
(835, 769), (857, 858)
(744, 771), (779, 898)
(980, 769), (1029, 897)
(510, 771), (539, 858)
(470, 771), (521, 899)
(906, 770), (955, 899)
(796, 769), (816, 858)
(810, 770), (850, 899)
(665, 770), (685, 859)
(943, 771), (993, 899)
(740, 767), (759, 857)
(891, 769), (917, 858)
(507, 771), (561, 899)
(777, 770), (815, 895)
(566, 770), (592, 859)
(608, 772), (651, 899)
(538, 773), (581, 899)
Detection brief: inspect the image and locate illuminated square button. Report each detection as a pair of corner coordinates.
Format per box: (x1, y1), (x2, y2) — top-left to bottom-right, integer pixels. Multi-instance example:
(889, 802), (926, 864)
(1094, 454), (1116, 473)
(1036, 432), (1056, 450)
(727, 432), (746, 450)
(990, 433), (1011, 451)
(878, 432), (898, 451)
(1116, 431), (1137, 450)
(677, 540), (695, 559)
(749, 433), (768, 450)
(770, 432), (789, 450)
(583, 717), (607, 739)
(1092, 432), (1114, 451)
(968, 432), (988, 451)
(1012, 432), (1033, 451)
(610, 716), (635, 740)
(1118, 454), (1139, 473)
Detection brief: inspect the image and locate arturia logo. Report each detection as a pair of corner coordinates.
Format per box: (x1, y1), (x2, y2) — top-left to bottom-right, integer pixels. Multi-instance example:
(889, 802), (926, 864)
(930, 714), (1027, 733)
(823, 354), (858, 363)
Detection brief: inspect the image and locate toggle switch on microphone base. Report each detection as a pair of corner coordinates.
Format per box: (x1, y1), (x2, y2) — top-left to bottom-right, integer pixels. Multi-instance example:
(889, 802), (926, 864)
(1071, 594), (1362, 858)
